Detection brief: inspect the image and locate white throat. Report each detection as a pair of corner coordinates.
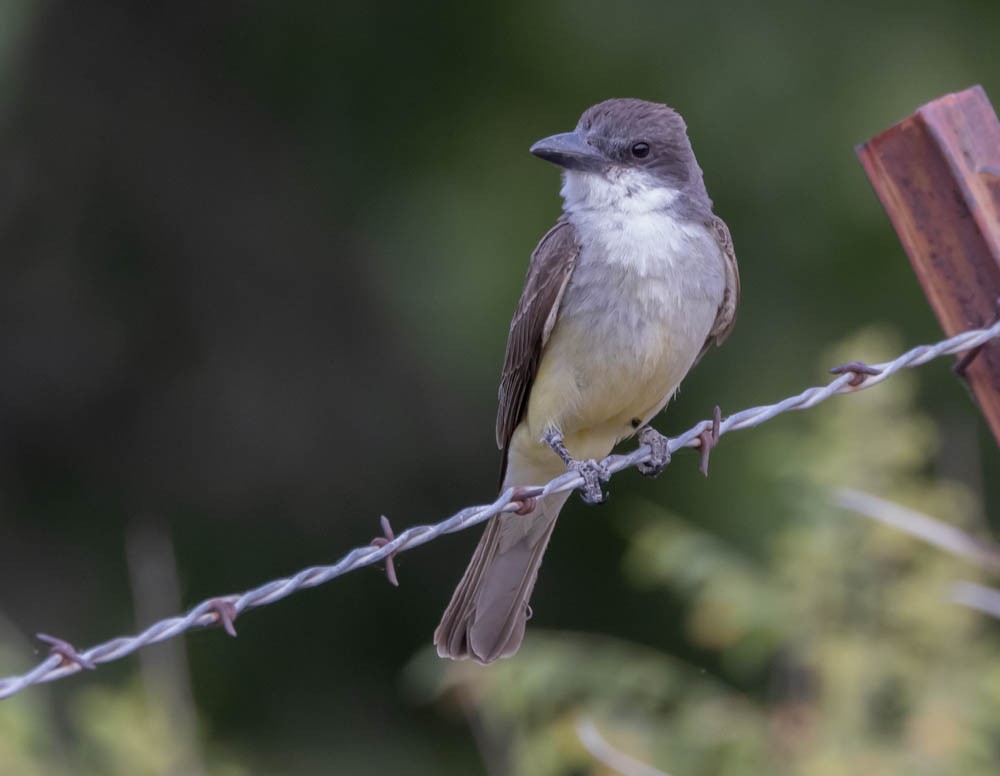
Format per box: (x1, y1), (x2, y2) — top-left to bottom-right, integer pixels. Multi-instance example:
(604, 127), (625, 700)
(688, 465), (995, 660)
(560, 168), (681, 217)
(559, 169), (712, 279)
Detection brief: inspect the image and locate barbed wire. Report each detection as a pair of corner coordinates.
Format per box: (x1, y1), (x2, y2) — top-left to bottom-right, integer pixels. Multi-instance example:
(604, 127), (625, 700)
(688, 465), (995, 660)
(2, 320), (998, 700)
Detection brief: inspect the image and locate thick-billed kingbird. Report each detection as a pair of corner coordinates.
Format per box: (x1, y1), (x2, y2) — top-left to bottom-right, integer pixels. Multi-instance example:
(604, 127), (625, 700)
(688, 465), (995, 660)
(434, 98), (740, 664)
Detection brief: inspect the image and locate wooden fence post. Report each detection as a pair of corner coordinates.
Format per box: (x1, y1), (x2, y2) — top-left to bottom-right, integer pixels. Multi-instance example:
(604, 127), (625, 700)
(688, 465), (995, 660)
(857, 85), (1000, 445)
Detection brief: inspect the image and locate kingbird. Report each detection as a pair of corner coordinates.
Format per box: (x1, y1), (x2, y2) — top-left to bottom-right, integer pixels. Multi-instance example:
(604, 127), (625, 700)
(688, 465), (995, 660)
(434, 98), (739, 664)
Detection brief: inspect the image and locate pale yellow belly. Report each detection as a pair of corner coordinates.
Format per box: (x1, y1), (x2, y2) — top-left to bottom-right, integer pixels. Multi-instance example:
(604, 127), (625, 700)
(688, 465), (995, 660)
(519, 308), (705, 465)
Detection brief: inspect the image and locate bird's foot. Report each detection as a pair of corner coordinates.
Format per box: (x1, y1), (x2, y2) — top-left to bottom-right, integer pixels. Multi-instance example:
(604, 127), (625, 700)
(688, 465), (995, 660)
(697, 405), (723, 477)
(543, 430), (610, 504)
(571, 459), (611, 504)
(636, 426), (672, 477)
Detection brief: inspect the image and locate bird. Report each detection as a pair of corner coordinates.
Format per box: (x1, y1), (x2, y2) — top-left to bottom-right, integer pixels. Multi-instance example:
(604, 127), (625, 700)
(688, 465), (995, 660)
(434, 98), (739, 664)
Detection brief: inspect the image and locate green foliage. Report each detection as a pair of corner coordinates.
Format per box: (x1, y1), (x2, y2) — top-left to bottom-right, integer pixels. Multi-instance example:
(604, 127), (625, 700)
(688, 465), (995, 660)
(0, 675), (247, 776)
(415, 328), (1000, 775)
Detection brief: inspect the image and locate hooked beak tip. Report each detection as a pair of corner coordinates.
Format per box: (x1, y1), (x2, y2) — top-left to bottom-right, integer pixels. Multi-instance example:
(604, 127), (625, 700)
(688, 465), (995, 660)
(530, 131), (607, 172)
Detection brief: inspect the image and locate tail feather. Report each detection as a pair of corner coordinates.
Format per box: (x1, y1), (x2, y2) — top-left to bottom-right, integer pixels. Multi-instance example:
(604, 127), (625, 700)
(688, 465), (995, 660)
(434, 517), (503, 658)
(434, 491), (570, 663)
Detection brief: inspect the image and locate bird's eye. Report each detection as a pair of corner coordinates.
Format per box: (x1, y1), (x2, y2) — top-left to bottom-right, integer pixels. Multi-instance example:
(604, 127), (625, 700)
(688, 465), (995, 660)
(631, 142), (650, 159)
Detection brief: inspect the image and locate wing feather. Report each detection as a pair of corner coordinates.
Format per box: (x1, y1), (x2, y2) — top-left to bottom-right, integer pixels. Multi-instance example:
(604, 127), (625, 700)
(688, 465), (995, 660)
(697, 215), (740, 361)
(495, 219), (580, 480)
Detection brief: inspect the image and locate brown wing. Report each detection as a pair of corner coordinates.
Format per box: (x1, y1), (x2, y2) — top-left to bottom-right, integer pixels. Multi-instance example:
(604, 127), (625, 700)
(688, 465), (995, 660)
(697, 215), (740, 361)
(496, 219), (580, 479)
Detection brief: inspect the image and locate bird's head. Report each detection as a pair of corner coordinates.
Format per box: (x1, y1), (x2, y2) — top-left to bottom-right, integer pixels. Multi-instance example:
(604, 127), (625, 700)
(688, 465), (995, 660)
(530, 98), (707, 214)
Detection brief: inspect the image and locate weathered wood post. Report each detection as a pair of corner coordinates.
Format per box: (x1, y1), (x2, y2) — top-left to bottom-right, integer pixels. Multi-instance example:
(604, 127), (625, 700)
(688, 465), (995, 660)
(857, 85), (1000, 445)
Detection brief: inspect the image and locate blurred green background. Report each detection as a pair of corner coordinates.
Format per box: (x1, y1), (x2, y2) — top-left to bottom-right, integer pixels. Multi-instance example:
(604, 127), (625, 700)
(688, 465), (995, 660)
(1, 1), (998, 774)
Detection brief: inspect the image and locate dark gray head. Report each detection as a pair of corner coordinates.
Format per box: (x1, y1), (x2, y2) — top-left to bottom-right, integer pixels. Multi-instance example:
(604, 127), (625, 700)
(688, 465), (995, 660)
(530, 98), (705, 193)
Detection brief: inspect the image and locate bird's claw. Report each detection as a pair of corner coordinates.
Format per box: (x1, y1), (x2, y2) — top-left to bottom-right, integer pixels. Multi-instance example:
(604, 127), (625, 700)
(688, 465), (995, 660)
(571, 458), (611, 504)
(636, 426), (672, 477)
(543, 430), (610, 504)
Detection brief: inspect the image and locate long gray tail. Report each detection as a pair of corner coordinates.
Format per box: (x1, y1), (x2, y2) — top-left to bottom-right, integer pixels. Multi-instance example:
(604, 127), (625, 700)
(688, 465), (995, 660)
(433, 491), (570, 664)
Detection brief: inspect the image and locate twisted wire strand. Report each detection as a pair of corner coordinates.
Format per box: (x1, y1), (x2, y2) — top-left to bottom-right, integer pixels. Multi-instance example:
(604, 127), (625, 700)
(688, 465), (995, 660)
(2, 320), (998, 700)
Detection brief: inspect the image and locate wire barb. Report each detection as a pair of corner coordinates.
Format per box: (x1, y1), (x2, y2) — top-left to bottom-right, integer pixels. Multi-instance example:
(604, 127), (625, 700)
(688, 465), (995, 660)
(696, 404), (722, 476)
(370, 515), (401, 587)
(206, 599), (239, 638)
(509, 486), (539, 515)
(36, 633), (97, 671)
(829, 360), (882, 386)
(1, 319), (999, 701)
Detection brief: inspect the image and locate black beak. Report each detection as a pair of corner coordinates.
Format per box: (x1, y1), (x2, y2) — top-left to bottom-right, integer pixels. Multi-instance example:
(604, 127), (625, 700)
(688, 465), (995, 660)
(530, 130), (608, 172)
